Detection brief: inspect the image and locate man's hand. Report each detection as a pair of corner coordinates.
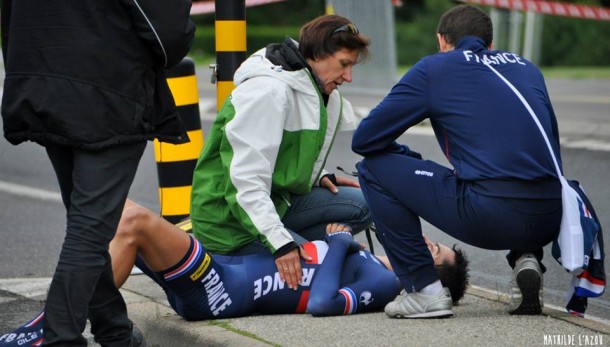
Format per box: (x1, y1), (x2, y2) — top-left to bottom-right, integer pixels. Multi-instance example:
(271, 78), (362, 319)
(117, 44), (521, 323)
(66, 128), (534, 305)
(275, 246), (311, 290)
(320, 175), (360, 194)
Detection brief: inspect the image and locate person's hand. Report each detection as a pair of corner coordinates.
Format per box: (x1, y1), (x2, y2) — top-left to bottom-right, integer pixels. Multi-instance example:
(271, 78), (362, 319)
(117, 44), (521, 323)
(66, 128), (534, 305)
(326, 222), (353, 235)
(320, 175), (360, 193)
(324, 223), (363, 253)
(275, 246), (311, 290)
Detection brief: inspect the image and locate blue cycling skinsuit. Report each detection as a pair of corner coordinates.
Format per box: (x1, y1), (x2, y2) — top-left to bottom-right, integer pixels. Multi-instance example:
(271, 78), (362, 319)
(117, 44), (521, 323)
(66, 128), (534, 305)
(137, 232), (400, 319)
(0, 233), (400, 346)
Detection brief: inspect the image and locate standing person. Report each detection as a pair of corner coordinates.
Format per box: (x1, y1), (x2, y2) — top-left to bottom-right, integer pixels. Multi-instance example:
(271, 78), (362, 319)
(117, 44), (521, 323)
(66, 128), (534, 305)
(1, 1), (195, 345)
(191, 15), (372, 291)
(353, 4), (563, 318)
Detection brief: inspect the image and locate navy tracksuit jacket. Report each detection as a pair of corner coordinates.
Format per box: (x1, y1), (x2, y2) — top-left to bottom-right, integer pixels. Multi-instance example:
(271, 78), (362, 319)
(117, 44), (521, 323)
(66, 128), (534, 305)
(352, 36), (563, 292)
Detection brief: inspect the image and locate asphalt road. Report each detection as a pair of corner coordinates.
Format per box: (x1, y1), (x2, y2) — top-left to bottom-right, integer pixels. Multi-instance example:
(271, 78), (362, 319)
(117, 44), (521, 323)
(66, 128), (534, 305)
(0, 67), (609, 323)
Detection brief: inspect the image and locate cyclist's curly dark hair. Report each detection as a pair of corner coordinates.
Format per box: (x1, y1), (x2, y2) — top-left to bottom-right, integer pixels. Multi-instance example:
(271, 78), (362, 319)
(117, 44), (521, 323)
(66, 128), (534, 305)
(435, 245), (470, 304)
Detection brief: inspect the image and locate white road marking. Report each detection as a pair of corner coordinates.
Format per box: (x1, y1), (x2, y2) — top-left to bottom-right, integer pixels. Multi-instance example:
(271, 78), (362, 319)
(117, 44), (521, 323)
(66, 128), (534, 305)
(0, 181), (62, 202)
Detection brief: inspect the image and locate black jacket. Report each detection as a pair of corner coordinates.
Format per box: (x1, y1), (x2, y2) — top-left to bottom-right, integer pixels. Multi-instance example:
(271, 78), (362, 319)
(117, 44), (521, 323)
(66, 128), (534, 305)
(1, 0), (195, 149)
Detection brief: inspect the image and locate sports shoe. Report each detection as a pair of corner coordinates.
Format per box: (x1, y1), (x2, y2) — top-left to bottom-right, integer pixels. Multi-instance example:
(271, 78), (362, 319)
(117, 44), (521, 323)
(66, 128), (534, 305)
(130, 324), (147, 347)
(384, 287), (453, 319)
(508, 253), (543, 315)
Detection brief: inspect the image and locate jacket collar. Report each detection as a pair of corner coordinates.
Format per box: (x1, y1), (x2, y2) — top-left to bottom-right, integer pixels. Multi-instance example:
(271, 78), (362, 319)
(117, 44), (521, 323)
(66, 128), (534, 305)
(455, 36), (487, 52)
(265, 37), (327, 99)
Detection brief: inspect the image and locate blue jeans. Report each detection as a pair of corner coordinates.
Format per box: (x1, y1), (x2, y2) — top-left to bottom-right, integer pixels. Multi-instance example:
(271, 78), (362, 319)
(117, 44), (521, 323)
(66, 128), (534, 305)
(229, 186), (371, 255)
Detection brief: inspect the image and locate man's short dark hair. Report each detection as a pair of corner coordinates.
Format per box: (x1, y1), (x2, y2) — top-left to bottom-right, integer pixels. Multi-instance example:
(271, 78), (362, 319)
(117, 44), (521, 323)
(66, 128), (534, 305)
(436, 245), (470, 304)
(437, 5), (493, 47)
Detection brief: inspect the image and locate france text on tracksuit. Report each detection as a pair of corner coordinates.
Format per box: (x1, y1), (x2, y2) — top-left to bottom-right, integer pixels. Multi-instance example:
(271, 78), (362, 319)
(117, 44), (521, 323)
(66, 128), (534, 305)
(137, 234), (400, 319)
(352, 36), (563, 292)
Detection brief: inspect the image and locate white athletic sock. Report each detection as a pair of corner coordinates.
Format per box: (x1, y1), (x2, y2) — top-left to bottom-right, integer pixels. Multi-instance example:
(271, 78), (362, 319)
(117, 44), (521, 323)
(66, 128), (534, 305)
(420, 280), (443, 296)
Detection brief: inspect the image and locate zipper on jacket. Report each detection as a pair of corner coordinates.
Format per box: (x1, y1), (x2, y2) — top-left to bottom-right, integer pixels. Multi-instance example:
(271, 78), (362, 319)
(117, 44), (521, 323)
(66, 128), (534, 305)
(315, 96), (343, 184)
(281, 193), (291, 207)
(302, 68), (342, 186)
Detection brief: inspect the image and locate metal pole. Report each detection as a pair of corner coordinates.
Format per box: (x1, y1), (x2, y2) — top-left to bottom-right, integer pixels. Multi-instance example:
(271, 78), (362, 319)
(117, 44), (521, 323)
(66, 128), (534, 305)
(214, 0), (247, 111)
(508, 10), (523, 54)
(491, 8), (510, 50)
(522, 11), (543, 65)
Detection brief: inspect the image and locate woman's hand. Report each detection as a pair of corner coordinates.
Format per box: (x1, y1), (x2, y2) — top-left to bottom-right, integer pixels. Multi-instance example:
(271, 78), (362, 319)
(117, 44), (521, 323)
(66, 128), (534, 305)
(320, 175), (360, 193)
(275, 246), (311, 290)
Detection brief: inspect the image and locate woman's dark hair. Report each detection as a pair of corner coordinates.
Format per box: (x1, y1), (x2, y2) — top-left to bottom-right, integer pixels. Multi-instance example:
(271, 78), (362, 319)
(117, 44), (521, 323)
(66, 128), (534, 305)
(299, 14), (370, 62)
(437, 5), (493, 47)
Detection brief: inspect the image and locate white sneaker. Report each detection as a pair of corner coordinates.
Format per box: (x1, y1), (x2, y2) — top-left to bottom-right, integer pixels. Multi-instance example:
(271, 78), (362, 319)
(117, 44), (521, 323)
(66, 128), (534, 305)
(384, 287), (453, 319)
(508, 253), (543, 315)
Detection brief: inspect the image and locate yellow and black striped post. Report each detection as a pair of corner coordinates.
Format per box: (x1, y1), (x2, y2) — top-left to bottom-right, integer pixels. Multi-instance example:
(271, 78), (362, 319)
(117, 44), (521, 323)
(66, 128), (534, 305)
(154, 57), (203, 224)
(215, 0), (246, 110)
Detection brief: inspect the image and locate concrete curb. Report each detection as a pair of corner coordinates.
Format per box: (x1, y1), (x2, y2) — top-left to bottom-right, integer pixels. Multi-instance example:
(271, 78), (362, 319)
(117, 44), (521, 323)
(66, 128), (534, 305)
(119, 282), (610, 347)
(467, 286), (610, 335)
(127, 301), (270, 347)
(120, 288), (271, 347)
(2, 278), (609, 346)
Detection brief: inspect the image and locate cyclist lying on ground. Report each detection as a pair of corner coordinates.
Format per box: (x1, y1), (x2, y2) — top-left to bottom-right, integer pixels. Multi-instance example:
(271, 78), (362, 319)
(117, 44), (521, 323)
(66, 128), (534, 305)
(0, 200), (468, 346)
